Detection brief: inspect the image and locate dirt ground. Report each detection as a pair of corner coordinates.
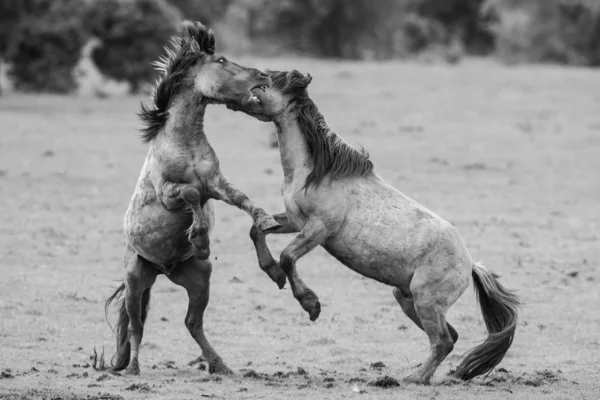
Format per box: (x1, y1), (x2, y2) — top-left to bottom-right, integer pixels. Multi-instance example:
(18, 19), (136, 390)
(1, 58), (599, 400)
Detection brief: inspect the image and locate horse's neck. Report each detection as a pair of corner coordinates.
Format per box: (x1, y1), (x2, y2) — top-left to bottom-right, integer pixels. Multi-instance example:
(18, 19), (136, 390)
(275, 113), (310, 184)
(163, 98), (210, 150)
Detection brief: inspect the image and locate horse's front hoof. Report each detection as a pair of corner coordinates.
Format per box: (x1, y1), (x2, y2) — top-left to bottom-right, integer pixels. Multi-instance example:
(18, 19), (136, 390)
(299, 292), (321, 321)
(209, 362), (233, 375)
(264, 263), (286, 289)
(257, 215), (282, 233)
(274, 273), (287, 290)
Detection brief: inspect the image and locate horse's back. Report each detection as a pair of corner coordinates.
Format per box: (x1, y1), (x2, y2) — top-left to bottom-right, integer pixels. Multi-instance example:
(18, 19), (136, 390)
(323, 174), (472, 287)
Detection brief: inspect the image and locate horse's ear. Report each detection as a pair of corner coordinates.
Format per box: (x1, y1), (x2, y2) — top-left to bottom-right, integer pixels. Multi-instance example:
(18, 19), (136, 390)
(180, 20), (216, 54)
(302, 73), (313, 87)
(288, 70), (313, 89)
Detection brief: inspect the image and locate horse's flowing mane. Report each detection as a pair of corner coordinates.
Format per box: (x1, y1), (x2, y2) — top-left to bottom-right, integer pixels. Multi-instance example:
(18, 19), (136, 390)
(138, 21), (216, 143)
(270, 71), (374, 189)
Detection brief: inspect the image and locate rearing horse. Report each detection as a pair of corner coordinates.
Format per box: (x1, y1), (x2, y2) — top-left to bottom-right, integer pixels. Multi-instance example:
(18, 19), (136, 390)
(103, 22), (281, 376)
(232, 70), (520, 384)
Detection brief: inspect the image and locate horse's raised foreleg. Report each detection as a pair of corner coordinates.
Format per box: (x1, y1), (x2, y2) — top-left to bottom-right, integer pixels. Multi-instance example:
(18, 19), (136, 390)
(279, 219), (328, 321)
(249, 212), (297, 289)
(122, 250), (158, 375)
(210, 175), (281, 232)
(167, 256), (232, 375)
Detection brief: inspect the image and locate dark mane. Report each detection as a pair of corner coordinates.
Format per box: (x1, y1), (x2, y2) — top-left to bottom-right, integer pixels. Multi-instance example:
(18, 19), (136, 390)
(138, 21), (216, 143)
(270, 71), (374, 189)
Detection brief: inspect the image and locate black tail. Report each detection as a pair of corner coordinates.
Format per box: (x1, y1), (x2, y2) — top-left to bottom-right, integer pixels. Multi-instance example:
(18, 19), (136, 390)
(452, 263), (520, 381)
(105, 283), (151, 372)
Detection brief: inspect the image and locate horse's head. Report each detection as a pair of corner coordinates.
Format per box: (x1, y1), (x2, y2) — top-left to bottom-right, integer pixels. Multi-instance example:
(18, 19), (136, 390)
(152, 21), (271, 108)
(231, 70), (313, 122)
(191, 53), (271, 106)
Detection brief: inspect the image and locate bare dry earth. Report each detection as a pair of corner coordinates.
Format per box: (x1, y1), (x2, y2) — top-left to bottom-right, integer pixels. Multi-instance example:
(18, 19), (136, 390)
(1, 58), (599, 400)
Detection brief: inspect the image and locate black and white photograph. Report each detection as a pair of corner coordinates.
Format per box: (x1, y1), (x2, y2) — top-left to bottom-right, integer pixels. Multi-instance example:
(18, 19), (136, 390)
(0, 0), (598, 399)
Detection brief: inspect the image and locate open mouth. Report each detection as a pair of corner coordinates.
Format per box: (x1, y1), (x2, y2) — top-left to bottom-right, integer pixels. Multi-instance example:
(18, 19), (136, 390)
(249, 84), (268, 103)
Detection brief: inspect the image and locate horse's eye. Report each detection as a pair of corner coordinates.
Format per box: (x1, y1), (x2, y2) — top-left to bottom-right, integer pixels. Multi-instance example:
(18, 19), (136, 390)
(217, 57), (226, 63)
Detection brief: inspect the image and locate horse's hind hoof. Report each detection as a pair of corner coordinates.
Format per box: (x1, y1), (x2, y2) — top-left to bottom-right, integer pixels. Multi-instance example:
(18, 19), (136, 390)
(209, 362), (233, 375)
(125, 365), (140, 376)
(402, 374), (430, 385)
(299, 293), (321, 321)
(257, 215), (282, 233)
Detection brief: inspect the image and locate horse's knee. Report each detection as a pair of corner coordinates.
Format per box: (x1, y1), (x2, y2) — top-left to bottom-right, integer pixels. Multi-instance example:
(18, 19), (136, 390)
(447, 323), (459, 343)
(185, 315), (202, 332)
(393, 288), (413, 311)
(440, 336), (454, 355)
(127, 323), (143, 338)
(249, 224), (260, 242)
(181, 186), (201, 204)
(279, 249), (294, 273)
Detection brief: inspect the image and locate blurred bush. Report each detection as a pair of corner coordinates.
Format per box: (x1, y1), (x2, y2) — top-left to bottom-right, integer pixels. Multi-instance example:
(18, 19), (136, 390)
(84, 0), (181, 93)
(233, 0), (495, 60)
(1, 0), (599, 94)
(484, 0), (600, 66)
(6, 0), (88, 93)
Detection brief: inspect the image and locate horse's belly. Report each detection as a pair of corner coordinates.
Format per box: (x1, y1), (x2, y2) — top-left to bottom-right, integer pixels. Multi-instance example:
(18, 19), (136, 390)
(125, 203), (193, 262)
(323, 236), (413, 288)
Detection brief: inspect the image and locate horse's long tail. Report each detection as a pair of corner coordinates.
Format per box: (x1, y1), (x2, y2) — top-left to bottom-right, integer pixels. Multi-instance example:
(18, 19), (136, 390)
(452, 262), (520, 381)
(105, 283), (152, 372)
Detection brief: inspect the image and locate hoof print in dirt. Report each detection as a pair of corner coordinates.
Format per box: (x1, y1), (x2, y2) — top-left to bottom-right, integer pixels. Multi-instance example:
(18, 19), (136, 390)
(367, 375), (401, 388)
(66, 372), (89, 379)
(516, 370), (565, 387)
(125, 383), (152, 392)
(243, 369), (268, 380)
(1, 369), (14, 379)
(161, 360), (177, 369)
(199, 375), (223, 383)
(479, 369), (567, 388)
(348, 377), (366, 384)
(370, 361), (386, 370)
(96, 373), (114, 382)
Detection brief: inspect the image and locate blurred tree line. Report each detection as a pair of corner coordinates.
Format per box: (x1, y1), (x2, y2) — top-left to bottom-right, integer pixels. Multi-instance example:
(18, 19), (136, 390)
(0, 0), (598, 94)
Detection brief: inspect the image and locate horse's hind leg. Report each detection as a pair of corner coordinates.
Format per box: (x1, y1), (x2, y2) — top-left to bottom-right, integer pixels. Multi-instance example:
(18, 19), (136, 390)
(167, 257), (232, 375)
(393, 288), (459, 343)
(123, 250), (158, 375)
(250, 212), (298, 289)
(402, 259), (469, 384)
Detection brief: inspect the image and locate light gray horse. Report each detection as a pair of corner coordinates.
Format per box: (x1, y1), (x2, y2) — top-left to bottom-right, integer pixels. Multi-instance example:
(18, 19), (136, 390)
(232, 70), (520, 384)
